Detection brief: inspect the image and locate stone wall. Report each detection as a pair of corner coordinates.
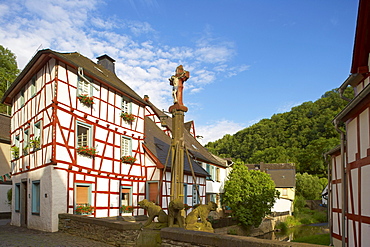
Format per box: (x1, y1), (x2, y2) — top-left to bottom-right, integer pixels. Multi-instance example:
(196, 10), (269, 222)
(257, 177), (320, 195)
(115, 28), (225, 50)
(161, 227), (324, 247)
(58, 214), (142, 246)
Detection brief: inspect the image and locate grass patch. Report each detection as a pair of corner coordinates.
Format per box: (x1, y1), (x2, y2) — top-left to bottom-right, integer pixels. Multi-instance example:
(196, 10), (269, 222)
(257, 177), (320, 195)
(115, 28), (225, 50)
(292, 233), (330, 245)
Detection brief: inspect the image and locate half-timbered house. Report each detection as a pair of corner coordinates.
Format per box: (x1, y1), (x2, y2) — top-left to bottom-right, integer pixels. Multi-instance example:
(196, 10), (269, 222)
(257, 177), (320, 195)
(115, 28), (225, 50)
(246, 163), (296, 215)
(328, 0), (370, 246)
(1, 49), (148, 232)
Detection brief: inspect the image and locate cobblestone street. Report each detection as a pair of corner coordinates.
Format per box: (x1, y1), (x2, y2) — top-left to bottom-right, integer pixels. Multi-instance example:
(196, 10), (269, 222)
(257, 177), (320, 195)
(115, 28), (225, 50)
(0, 219), (114, 247)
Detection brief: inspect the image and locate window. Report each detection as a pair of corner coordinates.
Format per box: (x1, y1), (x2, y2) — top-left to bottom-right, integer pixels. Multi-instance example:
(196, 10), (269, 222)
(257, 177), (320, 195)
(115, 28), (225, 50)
(216, 168), (220, 182)
(23, 129), (29, 155)
(147, 182), (159, 204)
(32, 181), (40, 214)
(75, 184), (91, 205)
(282, 188), (288, 196)
(78, 75), (92, 96)
(121, 187), (132, 207)
(121, 136), (132, 156)
(20, 89), (25, 106)
(31, 76), (36, 97)
(121, 97), (131, 114)
(77, 122), (91, 147)
(15, 183), (20, 212)
(206, 193), (216, 204)
(33, 121), (42, 150)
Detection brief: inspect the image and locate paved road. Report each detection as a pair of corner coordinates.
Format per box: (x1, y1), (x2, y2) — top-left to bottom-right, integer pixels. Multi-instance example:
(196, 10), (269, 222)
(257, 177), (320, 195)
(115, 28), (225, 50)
(0, 219), (114, 247)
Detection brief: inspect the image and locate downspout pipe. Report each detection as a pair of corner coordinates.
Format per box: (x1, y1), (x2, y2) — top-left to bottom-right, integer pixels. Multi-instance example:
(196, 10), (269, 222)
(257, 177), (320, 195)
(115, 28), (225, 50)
(334, 120), (346, 247)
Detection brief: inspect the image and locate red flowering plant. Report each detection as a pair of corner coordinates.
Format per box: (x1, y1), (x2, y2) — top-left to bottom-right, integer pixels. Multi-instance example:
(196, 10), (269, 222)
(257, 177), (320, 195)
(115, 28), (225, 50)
(121, 155), (136, 164)
(120, 112), (135, 122)
(75, 203), (94, 215)
(77, 94), (94, 106)
(121, 205), (134, 213)
(76, 146), (98, 157)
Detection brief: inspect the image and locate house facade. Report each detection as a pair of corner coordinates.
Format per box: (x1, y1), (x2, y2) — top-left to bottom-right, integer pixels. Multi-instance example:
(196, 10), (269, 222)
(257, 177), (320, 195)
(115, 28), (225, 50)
(2, 50), (148, 232)
(246, 163), (296, 215)
(0, 113), (11, 218)
(328, 0), (370, 246)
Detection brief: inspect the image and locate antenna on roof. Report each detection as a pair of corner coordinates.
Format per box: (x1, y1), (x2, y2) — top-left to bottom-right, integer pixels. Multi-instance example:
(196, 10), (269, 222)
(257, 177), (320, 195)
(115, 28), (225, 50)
(32, 44), (43, 57)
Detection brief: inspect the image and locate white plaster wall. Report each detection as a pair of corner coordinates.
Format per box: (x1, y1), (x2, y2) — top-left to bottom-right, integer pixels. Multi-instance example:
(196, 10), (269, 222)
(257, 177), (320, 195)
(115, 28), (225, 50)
(271, 198), (292, 213)
(361, 165), (370, 217)
(347, 119), (358, 163)
(359, 109), (369, 159)
(349, 169), (358, 215)
(0, 184), (11, 213)
(361, 222), (370, 247)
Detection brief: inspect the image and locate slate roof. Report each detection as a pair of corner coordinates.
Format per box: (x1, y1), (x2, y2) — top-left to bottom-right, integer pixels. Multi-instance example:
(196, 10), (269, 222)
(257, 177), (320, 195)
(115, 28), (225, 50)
(0, 114), (10, 144)
(2, 49), (147, 106)
(144, 116), (208, 177)
(246, 163), (296, 188)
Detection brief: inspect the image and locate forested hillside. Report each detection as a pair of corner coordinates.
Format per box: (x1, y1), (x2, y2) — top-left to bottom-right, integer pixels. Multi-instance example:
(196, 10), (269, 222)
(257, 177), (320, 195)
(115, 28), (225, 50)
(205, 88), (353, 177)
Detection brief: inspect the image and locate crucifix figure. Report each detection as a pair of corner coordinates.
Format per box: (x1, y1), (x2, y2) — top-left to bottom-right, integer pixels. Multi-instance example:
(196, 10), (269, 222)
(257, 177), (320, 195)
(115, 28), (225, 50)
(169, 65), (190, 106)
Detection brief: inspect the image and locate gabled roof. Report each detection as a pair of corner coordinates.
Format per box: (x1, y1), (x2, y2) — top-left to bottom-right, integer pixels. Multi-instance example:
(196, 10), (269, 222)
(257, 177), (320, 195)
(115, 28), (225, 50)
(144, 116), (208, 177)
(246, 163), (296, 188)
(0, 114), (10, 144)
(351, 0), (370, 74)
(2, 49), (147, 106)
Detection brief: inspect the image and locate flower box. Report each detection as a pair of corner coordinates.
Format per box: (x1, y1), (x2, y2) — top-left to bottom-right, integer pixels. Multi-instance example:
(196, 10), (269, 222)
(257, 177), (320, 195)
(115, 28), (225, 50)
(77, 146), (98, 157)
(77, 94), (94, 106)
(120, 112), (135, 122)
(121, 205), (134, 214)
(75, 203), (94, 215)
(121, 155), (136, 164)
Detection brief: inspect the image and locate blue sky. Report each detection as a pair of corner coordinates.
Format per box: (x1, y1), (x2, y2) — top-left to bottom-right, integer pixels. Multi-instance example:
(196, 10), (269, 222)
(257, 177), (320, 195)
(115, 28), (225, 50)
(0, 0), (358, 143)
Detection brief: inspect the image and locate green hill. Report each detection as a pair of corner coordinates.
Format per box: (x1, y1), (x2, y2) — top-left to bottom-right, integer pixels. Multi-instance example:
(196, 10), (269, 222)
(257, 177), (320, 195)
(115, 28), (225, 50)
(205, 88), (352, 177)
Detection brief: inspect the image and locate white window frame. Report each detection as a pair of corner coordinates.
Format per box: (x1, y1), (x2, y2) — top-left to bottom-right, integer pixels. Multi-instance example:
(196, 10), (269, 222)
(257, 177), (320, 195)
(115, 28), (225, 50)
(78, 75), (92, 97)
(121, 136), (132, 157)
(76, 122), (92, 147)
(121, 97), (132, 114)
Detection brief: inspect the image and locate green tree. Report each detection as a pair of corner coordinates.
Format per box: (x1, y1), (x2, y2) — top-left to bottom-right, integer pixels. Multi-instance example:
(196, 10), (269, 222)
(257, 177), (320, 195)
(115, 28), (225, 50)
(206, 88), (353, 177)
(296, 173), (327, 200)
(223, 164), (279, 227)
(0, 45), (19, 114)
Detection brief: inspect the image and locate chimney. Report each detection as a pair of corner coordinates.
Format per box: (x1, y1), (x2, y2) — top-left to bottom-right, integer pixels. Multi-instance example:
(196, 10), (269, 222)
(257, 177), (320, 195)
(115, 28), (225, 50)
(97, 54), (116, 74)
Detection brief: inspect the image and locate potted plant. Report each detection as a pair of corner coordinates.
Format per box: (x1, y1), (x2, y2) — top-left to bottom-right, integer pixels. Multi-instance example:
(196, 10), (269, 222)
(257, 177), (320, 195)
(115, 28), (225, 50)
(75, 203), (94, 215)
(76, 146), (98, 157)
(11, 146), (19, 159)
(121, 205), (134, 214)
(121, 155), (136, 164)
(77, 94), (94, 106)
(120, 112), (135, 122)
(30, 137), (40, 151)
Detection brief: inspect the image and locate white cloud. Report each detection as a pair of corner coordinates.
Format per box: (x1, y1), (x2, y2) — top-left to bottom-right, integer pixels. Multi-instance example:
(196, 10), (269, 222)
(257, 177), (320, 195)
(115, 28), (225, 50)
(196, 120), (245, 145)
(0, 0), (248, 112)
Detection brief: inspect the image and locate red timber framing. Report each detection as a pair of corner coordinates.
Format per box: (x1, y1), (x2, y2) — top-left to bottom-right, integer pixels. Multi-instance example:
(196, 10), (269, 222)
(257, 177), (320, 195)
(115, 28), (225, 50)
(6, 50), (150, 228)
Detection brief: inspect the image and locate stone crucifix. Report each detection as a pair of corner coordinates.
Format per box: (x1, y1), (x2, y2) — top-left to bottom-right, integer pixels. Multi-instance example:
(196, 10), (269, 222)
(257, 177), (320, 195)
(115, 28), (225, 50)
(169, 65), (190, 106)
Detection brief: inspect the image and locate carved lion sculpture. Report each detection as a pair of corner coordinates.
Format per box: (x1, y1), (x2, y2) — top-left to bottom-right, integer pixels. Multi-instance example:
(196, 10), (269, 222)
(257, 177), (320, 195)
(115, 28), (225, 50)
(185, 201), (217, 231)
(168, 198), (185, 228)
(138, 199), (168, 227)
